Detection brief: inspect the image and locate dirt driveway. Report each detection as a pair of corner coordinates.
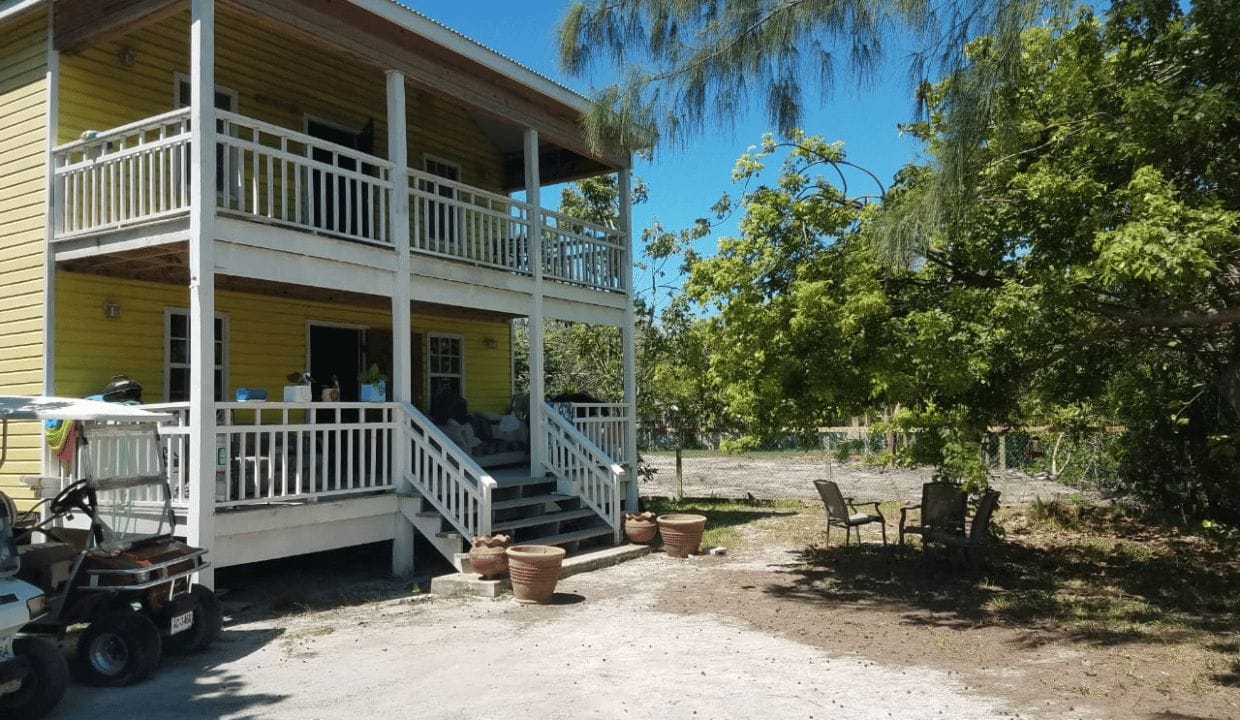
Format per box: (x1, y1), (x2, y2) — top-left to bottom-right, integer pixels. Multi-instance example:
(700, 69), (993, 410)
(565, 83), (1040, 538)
(47, 505), (1237, 720)
(48, 558), (1051, 720)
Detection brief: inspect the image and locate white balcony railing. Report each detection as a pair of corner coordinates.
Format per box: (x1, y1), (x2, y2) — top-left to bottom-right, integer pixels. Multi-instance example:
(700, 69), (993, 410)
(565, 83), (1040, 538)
(52, 110), (628, 292)
(409, 168), (531, 274)
(216, 111), (393, 247)
(53, 108), (192, 238)
(541, 209), (626, 292)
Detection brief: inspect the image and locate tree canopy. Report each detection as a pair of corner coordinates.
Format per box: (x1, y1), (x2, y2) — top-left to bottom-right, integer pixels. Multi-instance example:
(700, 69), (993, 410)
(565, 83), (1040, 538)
(657, 0), (1240, 520)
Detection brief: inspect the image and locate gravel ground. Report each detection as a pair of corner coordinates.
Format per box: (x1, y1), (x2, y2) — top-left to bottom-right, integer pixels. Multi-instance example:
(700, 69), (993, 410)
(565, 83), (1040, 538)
(48, 550), (1060, 720)
(640, 452), (1088, 504)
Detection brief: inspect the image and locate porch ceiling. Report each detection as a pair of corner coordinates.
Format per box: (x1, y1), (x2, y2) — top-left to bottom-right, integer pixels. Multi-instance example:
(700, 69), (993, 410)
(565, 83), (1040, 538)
(58, 246), (522, 322)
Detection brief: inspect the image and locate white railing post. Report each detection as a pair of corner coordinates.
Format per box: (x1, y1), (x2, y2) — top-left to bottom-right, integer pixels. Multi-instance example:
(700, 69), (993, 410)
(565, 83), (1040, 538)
(525, 128), (546, 478)
(188, 0), (217, 589)
(619, 166), (639, 511)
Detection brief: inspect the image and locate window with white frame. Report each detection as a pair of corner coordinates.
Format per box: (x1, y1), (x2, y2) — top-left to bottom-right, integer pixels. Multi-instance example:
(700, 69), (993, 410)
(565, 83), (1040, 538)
(174, 73), (240, 202)
(428, 334), (463, 400)
(165, 309), (228, 402)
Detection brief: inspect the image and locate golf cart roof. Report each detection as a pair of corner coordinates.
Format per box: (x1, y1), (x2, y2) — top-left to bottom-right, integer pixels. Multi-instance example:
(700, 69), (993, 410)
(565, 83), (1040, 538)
(0, 395), (173, 423)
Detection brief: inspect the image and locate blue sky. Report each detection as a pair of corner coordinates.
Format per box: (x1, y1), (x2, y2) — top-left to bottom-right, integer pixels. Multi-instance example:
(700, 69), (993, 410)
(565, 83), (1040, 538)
(412, 1), (929, 305)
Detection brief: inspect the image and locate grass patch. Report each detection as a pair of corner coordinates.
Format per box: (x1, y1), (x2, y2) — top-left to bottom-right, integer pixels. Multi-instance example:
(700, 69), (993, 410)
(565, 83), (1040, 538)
(643, 497), (805, 551)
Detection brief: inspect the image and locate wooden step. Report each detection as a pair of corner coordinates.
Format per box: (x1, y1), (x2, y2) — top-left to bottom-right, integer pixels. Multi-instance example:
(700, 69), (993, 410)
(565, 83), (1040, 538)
(491, 508), (597, 532)
(491, 493), (573, 511)
(515, 525), (614, 548)
(492, 475), (556, 489)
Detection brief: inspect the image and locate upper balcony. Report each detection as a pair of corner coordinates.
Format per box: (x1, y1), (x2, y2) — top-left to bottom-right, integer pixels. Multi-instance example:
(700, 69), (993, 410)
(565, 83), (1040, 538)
(43, 0), (632, 309)
(50, 108), (628, 295)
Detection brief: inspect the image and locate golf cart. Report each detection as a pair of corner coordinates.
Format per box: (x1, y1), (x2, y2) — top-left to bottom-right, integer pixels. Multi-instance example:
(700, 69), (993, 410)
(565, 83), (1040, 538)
(0, 487), (67, 719)
(2, 395), (221, 687)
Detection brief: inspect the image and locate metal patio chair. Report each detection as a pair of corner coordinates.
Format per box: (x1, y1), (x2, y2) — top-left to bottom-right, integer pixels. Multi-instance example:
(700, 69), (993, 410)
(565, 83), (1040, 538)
(898, 482), (967, 546)
(813, 480), (887, 547)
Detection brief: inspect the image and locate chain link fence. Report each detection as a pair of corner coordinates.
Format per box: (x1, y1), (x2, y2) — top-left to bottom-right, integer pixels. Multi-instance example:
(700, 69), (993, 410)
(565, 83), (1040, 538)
(637, 426), (1121, 505)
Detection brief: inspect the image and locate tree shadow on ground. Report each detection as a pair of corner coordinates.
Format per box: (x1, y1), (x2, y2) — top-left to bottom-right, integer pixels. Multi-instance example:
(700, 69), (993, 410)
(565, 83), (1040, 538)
(767, 520), (1239, 649)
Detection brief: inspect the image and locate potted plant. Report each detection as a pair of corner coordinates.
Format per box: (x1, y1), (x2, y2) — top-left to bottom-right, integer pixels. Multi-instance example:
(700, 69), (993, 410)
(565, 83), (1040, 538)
(656, 513), (708, 558)
(623, 511), (657, 544)
(468, 534), (510, 579)
(505, 545), (566, 604)
(357, 363), (387, 403)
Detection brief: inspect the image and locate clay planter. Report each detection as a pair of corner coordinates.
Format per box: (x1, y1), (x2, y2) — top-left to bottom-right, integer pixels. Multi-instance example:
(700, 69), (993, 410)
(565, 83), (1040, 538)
(656, 513), (707, 558)
(468, 534), (511, 579)
(506, 544), (566, 604)
(623, 511), (658, 544)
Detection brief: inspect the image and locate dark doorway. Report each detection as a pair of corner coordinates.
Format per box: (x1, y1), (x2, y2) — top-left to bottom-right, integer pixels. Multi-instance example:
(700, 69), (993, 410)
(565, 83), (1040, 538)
(310, 324), (362, 410)
(307, 118), (375, 239)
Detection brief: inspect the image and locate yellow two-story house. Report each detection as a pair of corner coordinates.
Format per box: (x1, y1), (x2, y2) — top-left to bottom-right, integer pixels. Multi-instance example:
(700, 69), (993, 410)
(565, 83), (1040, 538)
(0, 0), (638, 582)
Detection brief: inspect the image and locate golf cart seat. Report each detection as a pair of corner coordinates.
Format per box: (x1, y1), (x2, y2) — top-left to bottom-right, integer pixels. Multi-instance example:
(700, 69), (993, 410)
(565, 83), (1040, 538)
(17, 542), (77, 589)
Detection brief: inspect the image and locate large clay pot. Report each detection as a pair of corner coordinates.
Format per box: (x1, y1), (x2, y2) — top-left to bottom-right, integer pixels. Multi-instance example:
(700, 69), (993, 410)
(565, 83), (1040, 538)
(468, 534), (510, 579)
(506, 544), (566, 604)
(624, 511), (658, 544)
(657, 513), (707, 558)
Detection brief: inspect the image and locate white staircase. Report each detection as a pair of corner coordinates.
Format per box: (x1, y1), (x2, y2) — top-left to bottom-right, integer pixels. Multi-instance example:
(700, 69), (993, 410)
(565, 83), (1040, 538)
(395, 403), (623, 571)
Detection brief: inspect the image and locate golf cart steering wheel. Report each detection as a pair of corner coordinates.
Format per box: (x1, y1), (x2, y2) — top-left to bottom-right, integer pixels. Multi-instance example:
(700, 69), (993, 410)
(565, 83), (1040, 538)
(49, 478), (92, 518)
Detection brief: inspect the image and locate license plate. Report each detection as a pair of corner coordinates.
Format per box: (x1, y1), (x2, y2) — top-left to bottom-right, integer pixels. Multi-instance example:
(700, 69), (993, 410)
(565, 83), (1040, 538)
(170, 610), (194, 636)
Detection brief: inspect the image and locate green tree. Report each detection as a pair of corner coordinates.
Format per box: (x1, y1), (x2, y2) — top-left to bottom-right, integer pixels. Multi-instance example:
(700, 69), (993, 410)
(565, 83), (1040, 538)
(673, 0), (1240, 516)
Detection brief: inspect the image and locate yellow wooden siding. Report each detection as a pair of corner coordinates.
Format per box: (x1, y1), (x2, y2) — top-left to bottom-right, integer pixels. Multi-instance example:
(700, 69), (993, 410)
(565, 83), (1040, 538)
(57, 7), (506, 191)
(0, 7), (47, 501)
(55, 272), (513, 414)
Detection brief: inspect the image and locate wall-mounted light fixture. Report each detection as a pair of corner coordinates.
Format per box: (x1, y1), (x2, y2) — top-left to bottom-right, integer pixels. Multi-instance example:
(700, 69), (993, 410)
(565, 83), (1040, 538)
(117, 45), (137, 68)
(103, 300), (121, 319)
(483, 336), (498, 349)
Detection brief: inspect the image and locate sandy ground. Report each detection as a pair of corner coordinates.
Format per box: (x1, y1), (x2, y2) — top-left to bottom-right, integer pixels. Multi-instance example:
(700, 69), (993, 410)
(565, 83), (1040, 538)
(641, 452), (1088, 503)
(48, 548), (1075, 720)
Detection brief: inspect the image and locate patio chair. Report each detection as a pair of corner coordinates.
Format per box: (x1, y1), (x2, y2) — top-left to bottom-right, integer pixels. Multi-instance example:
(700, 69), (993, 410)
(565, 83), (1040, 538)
(813, 480), (887, 547)
(898, 482), (967, 546)
(924, 490), (1001, 570)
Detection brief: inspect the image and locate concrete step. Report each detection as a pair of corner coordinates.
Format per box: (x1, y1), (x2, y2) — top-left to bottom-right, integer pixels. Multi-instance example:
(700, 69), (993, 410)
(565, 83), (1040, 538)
(491, 493), (573, 511)
(491, 508), (597, 533)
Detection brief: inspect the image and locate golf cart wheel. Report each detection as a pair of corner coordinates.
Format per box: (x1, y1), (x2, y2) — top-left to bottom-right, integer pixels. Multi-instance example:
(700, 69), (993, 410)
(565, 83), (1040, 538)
(74, 609), (162, 686)
(0, 637), (68, 720)
(163, 584), (223, 654)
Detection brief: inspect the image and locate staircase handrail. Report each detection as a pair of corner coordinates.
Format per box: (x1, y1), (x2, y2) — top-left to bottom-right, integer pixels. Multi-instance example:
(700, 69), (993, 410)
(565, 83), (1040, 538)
(398, 402), (496, 539)
(541, 402), (623, 540)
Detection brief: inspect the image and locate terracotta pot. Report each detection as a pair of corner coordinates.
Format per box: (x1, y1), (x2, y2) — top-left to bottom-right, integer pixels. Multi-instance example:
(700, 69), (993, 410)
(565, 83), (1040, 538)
(656, 513), (707, 558)
(624, 511), (658, 544)
(468, 534), (511, 579)
(506, 544), (566, 604)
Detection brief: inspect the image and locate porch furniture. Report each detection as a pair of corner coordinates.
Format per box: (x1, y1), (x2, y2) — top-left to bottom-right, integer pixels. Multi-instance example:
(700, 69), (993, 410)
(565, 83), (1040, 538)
(923, 490), (1001, 570)
(813, 480), (887, 547)
(898, 482), (967, 546)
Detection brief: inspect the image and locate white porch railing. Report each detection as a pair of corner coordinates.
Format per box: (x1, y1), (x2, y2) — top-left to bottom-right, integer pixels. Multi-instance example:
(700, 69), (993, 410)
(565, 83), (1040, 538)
(408, 168), (531, 274)
(566, 402), (631, 465)
(213, 402), (396, 507)
(397, 401), (495, 540)
(541, 401), (622, 542)
(541, 209), (626, 292)
(216, 111), (393, 247)
(52, 108), (192, 238)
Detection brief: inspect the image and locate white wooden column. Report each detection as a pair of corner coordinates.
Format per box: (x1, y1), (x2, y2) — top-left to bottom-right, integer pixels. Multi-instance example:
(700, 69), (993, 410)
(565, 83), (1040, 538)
(188, 0), (218, 588)
(387, 69), (415, 577)
(525, 128), (545, 477)
(619, 166), (639, 511)
(41, 5), (58, 400)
